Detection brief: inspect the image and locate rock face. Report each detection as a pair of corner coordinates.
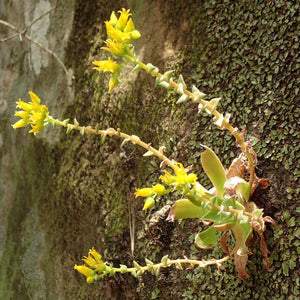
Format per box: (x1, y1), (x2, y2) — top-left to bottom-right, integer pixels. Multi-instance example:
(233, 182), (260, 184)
(0, 0), (299, 299)
(0, 0), (74, 298)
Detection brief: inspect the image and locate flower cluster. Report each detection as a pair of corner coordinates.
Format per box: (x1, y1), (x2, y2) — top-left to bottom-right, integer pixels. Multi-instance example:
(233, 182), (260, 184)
(11, 91), (49, 135)
(160, 163), (198, 187)
(135, 164), (198, 210)
(74, 248), (106, 283)
(135, 184), (169, 210)
(92, 8), (141, 92)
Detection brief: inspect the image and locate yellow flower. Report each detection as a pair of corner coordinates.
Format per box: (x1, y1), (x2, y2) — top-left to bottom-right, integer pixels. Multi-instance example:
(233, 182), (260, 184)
(12, 118), (28, 129)
(173, 163), (198, 185)
(15, 110), (30, 119)
(102, 39), (128, 56)
(82, 248), (105, 272)
(159, 170), (175, 185)
(12, 91), (49, 135)
(151, 184), (166, 195)
(86, 277), (94, 284)
(124, 19), (141, 40)
(143, 197), (155, 210)
(124, 18), (135, 32)
(29, 90), (41, 104)
(108, 76), (119, 92)
(92, 57), (120, 73)
(159, 164), (198, 187)
(116, 8), (131, 31)
(135, 188), (153, 198)
(104, 9), (140, 45)
(105, 22), (131, 43)
(74, 264), (94, 277)
(16, 99), (32, 111)
(29, 122), (44, 135)
(89, 247), (102, 262)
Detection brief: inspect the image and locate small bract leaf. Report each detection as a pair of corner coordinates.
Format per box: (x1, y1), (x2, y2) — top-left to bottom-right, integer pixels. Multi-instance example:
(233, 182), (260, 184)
(176, 94), (189, 104)
(178, 74), (187, 89)
(143, 150), (154, 157)
(161, 255), (169, 266)
(62, 118), (70, 126)
(66, 127), (73, 135)
(74, 117), (79, 127)
(163, 70), (174, 81)
(121, 138), (130, 147)
(201, 145), (227, 197)
(195, 226), (222, 249)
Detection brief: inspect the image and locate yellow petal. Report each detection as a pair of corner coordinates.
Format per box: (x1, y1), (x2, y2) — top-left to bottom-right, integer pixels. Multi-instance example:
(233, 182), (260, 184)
(29, 91), (41, 104)
(124, 18), (135, 32)
(109, 11), (118, 26)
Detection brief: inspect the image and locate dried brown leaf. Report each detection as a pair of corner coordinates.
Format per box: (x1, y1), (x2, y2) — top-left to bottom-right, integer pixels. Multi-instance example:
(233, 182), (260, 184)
(260, 234), (272, 272)
(220, 232), (232, 257)
(226, 155), (246, 179)
(234, 253), (249, 280)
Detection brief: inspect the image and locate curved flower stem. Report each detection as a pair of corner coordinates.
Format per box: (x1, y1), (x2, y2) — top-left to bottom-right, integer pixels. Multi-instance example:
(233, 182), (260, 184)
(130, 59), (255, 188)
(100, 255), (230, 279)
(51, 118), (177, 170)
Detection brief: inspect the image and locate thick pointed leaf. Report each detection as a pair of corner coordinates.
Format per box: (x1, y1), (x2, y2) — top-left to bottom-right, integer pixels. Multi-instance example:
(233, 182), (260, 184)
(202, 208), (235, 224)
(167, 199), (205, 221)
(195, 226), (222, 249)
(201, 145), (227, 197)
(214, 221), (235, 231)
(236, 181), (251, 202)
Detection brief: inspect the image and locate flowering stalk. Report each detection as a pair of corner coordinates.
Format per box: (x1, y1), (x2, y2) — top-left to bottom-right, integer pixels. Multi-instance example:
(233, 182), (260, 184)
(51, 118), (177, 170)
(94, 9), (255, 189)
(74, 248), (230, 283)
(127, 60), (255, 189)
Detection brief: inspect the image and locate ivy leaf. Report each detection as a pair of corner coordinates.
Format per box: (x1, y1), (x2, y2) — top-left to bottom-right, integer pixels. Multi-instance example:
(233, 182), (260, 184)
(195, 226), (222, 249)
(201, 145), (227, 197)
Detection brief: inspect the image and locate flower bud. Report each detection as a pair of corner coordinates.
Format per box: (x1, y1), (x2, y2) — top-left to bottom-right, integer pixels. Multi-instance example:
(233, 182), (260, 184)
(143, 197), (155, 210)
(109, 76), (119, 92)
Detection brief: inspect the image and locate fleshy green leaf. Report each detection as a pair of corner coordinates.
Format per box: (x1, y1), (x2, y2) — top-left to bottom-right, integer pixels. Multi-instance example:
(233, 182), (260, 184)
(202, 208), (235, 224)
(201, 145), (227, 197)
(167, 199), (206, 221)
(236, 181), (251, 202)
(195, 226), (222, 249)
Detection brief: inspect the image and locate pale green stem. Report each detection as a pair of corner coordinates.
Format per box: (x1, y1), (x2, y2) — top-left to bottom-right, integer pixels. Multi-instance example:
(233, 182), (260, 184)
(102, 255), (230, 277)
(129, 58), (255, 188)
(51, 118), (177, 170)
